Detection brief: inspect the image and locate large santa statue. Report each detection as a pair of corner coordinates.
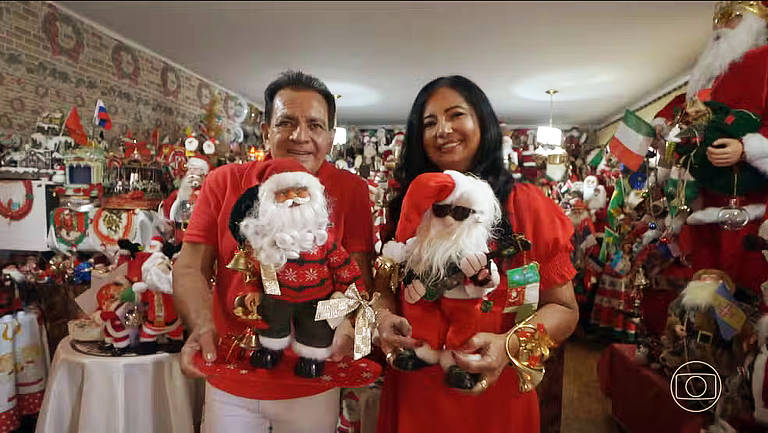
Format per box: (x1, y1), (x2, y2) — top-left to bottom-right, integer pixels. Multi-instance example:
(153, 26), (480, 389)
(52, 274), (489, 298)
(381, 171), (504, 390)
(653, 1), (768, 294)
(229, 158), (365, 378)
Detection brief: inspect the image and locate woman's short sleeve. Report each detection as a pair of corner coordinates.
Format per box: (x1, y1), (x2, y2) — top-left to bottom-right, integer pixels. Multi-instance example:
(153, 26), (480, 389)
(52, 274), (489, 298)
(506, 183), (577, 290)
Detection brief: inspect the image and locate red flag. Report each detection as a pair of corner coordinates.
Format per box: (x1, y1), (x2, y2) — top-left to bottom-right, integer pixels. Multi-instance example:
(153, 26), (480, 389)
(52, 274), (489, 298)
(151, 128), (159, 146)
(65, 106), (88, 146)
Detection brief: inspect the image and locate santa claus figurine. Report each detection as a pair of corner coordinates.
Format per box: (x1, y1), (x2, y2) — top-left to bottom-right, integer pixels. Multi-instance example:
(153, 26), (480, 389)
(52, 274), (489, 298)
(381, 170), (504, 390)
(168, 155), (212, 242)
(228, 158), (365, 378)
(127, 251), (183, 355)
(96, 279), (132, 355)
(653, 1), (768, 295)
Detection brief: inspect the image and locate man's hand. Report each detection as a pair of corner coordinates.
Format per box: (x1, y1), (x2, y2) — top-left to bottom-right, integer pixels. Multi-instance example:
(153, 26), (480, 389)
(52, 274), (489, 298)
(375, 309), (419, 355)
(452, 331), (517, 394)
(180, 327), (218, 378)
(707, 138), (743, 167)
(327, 319), (355, 362)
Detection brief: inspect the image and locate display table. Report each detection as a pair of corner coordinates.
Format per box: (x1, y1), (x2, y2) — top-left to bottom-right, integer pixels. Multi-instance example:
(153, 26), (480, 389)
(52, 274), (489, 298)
(35, 337), (204, 433)
(597, 344), (708, 433)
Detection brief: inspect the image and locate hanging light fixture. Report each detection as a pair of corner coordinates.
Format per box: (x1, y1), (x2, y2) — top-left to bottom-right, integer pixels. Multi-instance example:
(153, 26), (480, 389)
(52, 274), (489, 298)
(537, 89), (563, 146)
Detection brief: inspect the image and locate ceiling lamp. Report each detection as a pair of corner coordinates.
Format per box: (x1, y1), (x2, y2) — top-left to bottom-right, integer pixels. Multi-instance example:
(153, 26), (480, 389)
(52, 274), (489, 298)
(333, 127), (347, 146)
(537, 89), (562, 146)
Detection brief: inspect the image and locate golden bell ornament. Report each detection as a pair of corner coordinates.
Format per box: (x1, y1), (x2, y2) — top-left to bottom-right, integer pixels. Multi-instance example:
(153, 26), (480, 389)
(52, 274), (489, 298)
(237, 329), (261, 351)
(226, 248), (251, 272)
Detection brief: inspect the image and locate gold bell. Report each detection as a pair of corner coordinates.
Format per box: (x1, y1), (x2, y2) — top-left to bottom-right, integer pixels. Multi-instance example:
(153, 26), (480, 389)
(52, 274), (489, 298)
(238, 328), (261, 351)
(226, 248), (251, 272)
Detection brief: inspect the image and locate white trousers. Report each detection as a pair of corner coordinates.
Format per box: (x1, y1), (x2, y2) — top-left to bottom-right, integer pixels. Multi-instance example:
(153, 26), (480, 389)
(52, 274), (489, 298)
(201, 382), (340, 433)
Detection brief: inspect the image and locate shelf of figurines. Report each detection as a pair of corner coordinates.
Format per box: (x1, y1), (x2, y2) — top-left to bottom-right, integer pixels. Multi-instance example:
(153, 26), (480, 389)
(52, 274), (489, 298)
(0, 112), (226, 253)
(1, 239), (185, 360)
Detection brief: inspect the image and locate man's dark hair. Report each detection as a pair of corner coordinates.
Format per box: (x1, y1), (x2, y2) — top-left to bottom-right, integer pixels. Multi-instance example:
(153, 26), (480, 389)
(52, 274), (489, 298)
(386, 75), (514, 243)
(263, 70), (336, 128)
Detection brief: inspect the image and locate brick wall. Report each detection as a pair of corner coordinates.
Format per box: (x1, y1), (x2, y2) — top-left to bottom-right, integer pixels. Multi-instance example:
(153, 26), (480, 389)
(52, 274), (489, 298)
(0, 1), (256, 148)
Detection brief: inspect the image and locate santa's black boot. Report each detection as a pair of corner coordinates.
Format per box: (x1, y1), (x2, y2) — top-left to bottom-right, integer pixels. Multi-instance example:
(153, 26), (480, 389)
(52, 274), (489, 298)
(98, 341), (113, 352)
(445, 365), (481, 390)
(136, 341), (159, 355)
(250, 348), (283, 369)
(393, 348), (429, 371)
(163, 340), (184, 353)
(294, 357), (325, 378)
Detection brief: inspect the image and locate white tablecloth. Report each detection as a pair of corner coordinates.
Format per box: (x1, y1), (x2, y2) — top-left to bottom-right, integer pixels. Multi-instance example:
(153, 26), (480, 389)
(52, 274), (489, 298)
(35, 337), (204, 433)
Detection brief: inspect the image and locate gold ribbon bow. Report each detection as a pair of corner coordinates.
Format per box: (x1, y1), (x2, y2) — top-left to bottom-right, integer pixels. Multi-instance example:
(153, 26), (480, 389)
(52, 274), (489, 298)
(315, 284), (380, 360)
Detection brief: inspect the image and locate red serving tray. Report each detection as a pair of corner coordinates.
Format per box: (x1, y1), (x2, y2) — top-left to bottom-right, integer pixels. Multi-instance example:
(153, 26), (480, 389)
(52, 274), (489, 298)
(194, 346), (382, 399)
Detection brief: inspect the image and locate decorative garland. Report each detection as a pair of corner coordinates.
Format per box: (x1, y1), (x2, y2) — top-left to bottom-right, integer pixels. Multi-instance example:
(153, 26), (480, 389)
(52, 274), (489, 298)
(54, 184), (104, 198)
(0, 180), (33, 221)
(51, 208), (88, 250)
(167, 148), (188, 178)
(92, 208), (134, 246)
(112, 43), (140, 85)
(224, 94), (248, 124)
(161, 64), (181, 100)
(42, 6), (85, 63)
(197, 82), (212, 108)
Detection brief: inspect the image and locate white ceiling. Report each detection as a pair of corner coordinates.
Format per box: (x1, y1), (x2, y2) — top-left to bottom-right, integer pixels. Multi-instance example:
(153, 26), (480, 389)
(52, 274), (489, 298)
(57, 1), (715, 127)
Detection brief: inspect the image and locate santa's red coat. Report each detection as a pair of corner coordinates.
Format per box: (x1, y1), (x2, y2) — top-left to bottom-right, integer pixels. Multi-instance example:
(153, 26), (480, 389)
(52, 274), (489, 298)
(655, 45), (768, 293)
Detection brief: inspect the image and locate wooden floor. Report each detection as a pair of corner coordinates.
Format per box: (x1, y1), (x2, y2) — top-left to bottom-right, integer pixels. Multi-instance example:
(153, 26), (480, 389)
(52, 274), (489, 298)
(560, 336), (622, 433)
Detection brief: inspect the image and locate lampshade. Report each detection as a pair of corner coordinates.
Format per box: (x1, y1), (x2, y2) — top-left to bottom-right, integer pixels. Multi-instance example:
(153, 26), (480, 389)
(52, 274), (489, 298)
(537, 89), (562, 146)
(536, 126), (562, 146)
(333, 127), (347, 145)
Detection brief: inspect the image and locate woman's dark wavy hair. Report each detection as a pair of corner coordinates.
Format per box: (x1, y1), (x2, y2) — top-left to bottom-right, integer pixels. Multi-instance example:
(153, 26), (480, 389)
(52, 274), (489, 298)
(385, 75), (515, 242)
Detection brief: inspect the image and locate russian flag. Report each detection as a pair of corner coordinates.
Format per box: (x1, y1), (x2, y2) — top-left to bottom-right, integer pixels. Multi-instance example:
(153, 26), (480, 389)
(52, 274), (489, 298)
(93, 99), (112, 130)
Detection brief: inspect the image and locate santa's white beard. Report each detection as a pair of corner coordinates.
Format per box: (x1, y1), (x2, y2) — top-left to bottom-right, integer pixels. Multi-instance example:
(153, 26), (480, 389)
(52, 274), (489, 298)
(406, 211), (492, 283)
(687, 13), (768, 99)
(240, 196), (329, 270)
(680, 280), (720, 309)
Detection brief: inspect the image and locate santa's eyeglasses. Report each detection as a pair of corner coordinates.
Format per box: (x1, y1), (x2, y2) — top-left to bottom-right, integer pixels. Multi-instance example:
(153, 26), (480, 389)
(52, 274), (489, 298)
(431, 204), (476, 221)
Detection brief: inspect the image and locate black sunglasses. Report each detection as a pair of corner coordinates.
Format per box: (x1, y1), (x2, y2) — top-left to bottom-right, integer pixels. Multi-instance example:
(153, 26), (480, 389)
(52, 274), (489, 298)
(431, 204), (476, 221)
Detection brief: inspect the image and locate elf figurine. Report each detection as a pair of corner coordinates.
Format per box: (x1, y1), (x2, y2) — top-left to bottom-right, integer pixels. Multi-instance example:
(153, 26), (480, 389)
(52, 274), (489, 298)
(227, 158), (365, 378)
(381, 171), (506, 389)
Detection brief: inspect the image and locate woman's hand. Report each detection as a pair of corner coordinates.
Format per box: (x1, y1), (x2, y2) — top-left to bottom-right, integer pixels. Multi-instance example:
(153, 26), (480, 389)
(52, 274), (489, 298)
(707, 138), (743, 167)
(375, 309), (419, 356)
(452, 331), (519, 394)
(179, 326), (218, 378)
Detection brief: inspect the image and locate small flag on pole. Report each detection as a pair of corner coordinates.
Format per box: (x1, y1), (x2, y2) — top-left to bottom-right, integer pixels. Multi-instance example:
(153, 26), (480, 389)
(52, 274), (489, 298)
(608, 110), (655, 172)
(65, 106), (88, 146)
(93, 99), (112, 130)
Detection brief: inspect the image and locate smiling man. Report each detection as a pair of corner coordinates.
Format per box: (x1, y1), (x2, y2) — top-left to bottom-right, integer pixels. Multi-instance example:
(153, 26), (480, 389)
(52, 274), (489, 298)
(172, 71), (374, 433)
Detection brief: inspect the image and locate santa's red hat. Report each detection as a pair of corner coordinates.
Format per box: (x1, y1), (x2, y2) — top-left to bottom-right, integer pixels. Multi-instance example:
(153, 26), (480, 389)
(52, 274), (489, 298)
(381, 170), (468, 262)
(257, 158), (324, 200)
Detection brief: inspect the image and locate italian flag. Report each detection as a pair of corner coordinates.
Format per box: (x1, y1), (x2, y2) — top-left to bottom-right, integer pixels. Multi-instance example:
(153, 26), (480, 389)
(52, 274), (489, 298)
(609, 110), (655, 172)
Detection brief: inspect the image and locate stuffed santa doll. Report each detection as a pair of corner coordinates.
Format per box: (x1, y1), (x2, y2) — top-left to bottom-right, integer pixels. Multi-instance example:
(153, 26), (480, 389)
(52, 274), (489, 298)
(381, 170), (504, 390)
(228, 158), (365, 378)
(661, 269), (751, 374)
(127, 251), (183, 354)
(652, 1), (768, 294)
(96, 280), (132, 355)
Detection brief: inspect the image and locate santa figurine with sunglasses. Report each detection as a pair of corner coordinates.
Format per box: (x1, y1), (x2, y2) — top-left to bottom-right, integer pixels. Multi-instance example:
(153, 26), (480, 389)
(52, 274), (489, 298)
(381, 170), (502, 390)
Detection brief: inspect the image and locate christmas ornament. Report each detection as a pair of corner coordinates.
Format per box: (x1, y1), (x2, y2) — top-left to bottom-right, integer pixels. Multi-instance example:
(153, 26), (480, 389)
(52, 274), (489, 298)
(718, 169), (749, 231)
(718, 198), (750, 231)
(92, 209), (134, 246)
(51, 208), (89, 250)
(0, 181), (33, 221)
